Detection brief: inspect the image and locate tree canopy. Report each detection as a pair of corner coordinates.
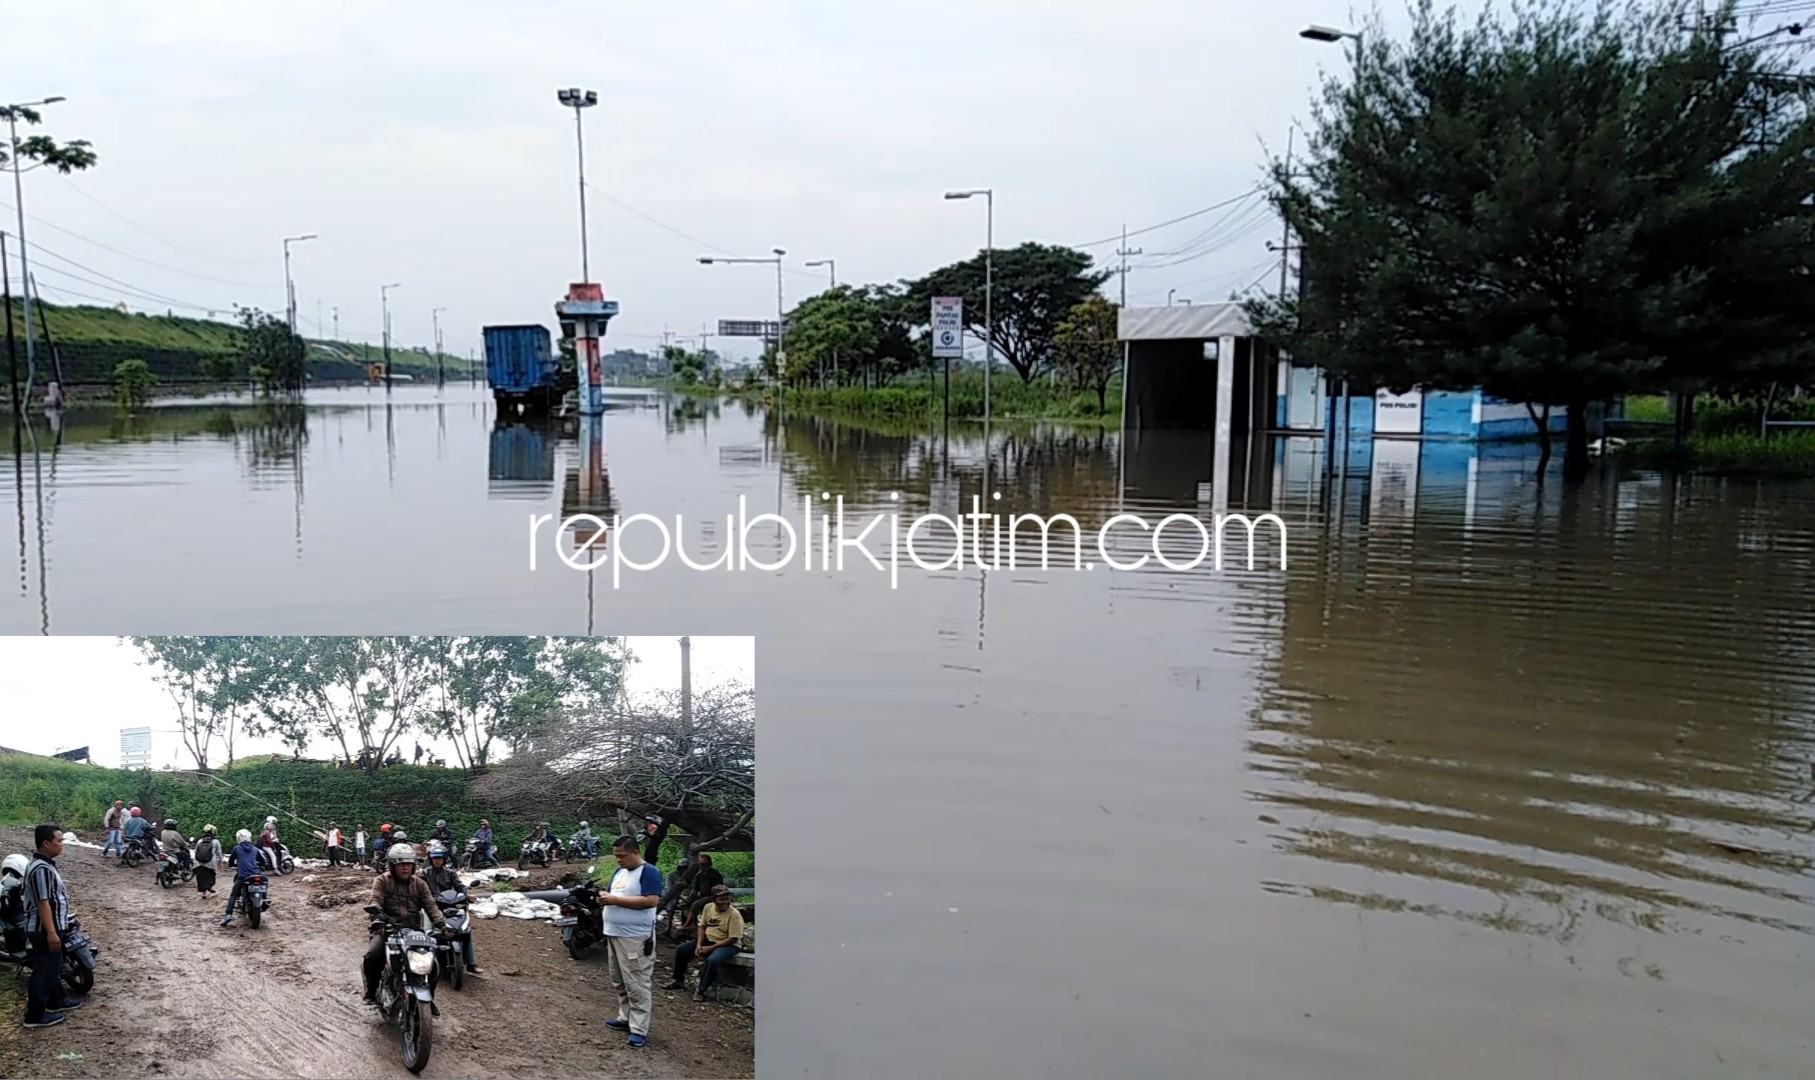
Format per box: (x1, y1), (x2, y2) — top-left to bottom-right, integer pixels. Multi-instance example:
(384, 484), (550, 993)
(0, 104), (97, 174)
(1244, 0), (1815, 476)
(903, 242), (1113, 384)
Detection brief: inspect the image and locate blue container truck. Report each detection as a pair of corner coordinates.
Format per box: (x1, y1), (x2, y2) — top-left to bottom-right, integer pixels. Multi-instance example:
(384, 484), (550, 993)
(483, 324), (572, 413)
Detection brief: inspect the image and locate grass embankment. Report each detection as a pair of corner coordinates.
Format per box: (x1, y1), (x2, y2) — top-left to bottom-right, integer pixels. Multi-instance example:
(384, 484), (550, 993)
(679, 370), (1122, 425)
(0, 301), (476, 402)
(1620, 394), (1815, 476)
(0, 756), (751, 887)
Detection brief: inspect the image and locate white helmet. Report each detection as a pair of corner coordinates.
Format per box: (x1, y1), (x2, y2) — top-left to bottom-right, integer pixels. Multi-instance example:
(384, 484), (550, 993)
(1, 853), (29, 882)
(236, 829), (253, 844)
(579, 821), (588, 828)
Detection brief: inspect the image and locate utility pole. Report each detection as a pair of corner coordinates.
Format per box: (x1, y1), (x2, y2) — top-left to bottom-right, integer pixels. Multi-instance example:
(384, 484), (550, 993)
(1115, 223), (1143, 307)
(2, 231), (16, 414)
(432, 306), (446, 386)
(332, 307), (339, 341)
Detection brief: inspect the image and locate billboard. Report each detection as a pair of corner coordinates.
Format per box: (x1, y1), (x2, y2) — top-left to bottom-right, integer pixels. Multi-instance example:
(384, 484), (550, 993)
(120, 726), (152, 769)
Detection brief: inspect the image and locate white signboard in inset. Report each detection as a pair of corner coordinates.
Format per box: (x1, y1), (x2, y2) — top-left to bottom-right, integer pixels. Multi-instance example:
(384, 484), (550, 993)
(931, 297), (964, 358)
(1374, 387), (1425, 436)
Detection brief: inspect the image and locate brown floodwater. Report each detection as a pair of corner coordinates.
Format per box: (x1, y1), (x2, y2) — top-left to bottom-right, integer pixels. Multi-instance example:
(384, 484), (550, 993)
(3, 384), (1813, 1078)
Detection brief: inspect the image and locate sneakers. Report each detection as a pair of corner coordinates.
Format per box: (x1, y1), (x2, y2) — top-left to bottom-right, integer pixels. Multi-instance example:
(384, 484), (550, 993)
(604, 1018), (630, 1031)
(219, 916), (233, 926)
(663, 981), (686, 991)
(56, 998), (86, 1011)
(465, 965), (481, 974)
(23, 1013), (65, 1029)
(628, 1033), (647, 1048)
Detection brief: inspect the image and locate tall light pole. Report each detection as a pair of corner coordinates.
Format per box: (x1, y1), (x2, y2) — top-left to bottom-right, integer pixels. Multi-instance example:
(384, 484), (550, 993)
(804, 259), (836, 288)
(943, 188), (993, 428)
(6, 95), (66, 404)
(282, 233), (317, 335)
(432, 306), (446, 386)
(699, 249), (786, 383)
(381, 282), (401, 392)
(1301, 23), (1364, 480)
(557, 87), (598, 283)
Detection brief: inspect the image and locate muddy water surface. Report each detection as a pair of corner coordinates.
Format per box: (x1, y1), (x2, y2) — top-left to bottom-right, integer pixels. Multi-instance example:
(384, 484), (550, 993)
(4, 387), (1814, 1077)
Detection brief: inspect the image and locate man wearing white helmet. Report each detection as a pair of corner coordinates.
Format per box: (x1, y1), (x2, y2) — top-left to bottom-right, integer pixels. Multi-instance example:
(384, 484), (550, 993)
(219, 829), (263, 927)
(421, 844), (481, 975)
(364, 844), (449, 1005)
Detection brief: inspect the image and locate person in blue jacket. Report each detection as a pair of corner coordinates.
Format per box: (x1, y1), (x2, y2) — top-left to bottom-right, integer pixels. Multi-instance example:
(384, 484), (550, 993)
(219, 829), (265, 926)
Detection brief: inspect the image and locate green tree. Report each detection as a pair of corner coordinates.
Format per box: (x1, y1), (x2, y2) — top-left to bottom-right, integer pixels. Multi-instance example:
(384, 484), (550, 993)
(666, 344), (707, 386)
(1245, 0), (1815, 478)
(202, 354), (240, 383)
(1053, 295), (1120, 412)
(227, 637), (443, 775)
(129, 636), (261, 771)
(905, 243), (1112, 384)
(422, 636), (627, 771)
(235, 307), (307, 396)
(0, 104), (97, 173)
(111, 357), (156, 410)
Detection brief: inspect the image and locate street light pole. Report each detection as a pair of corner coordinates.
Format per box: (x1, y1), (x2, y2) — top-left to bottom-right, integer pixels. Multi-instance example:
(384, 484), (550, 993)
(1301, 23), (1364, 490)
(805, 259), (836, 288)
(698, 250), (787, 383)
(557, 88), (599, 283)
(943, 188), (994, 428)
(381, 282), (401, 392)
(282, 233), (317, 335)
(432, 306), (446, 386)
(6, 96), (66, 405)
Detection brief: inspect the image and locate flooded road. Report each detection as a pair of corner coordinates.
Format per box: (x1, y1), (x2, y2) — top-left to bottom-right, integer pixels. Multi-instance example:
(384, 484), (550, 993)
(4, 384), (1815, 1077)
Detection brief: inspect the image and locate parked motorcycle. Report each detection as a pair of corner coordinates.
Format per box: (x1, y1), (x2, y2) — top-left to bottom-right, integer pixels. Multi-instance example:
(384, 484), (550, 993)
(550, 881), (605, 960)
(463, 838), (499, 870)
(234, 874), (272, 928)
(517, 837), (553, 870)
(1, 915), (99, 998)
(257, 842), (296, 876)
(154, 848), (194, 889)
(432, 889), (472, 991)
(363, 905), (441, 1074)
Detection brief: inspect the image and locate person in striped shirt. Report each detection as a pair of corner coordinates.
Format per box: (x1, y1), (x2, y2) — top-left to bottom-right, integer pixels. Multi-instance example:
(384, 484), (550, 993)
(21, 824), (84, 1029)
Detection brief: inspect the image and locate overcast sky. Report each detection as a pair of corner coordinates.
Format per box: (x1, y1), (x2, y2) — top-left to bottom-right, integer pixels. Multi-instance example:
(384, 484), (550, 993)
(0, 1), (1474, 365)
(0, 635), (754, 770)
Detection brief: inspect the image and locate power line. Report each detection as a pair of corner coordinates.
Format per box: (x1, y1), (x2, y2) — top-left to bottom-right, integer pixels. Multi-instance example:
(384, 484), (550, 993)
(53, 176), (270, 266)
(583, 182), (830, 284)
(1068, 188), (1265, 249)
(0, 196), (280, 291)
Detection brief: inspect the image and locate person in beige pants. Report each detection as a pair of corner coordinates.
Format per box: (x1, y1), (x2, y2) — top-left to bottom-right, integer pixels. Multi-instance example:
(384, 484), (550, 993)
(598, 835), (665, 1048)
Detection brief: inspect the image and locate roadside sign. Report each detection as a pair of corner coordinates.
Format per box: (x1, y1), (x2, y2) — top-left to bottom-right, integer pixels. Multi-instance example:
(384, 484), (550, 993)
(718, 319), (782, 339)
(931, 297), (963, 358)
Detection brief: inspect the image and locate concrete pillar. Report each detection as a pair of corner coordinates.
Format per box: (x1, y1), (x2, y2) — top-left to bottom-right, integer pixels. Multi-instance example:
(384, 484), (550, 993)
(1212, 335), (1235, 513)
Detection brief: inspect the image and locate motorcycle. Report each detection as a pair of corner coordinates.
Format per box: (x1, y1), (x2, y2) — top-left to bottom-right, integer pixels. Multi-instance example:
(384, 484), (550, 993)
(550, 881), (605, 960)
(364, 905), (441, 1074)
(154, 848), (194, 889)
(517, 837), (553, 870)
(432, 889), (472, 991)
(257, 842), (296, 876)
(120, 836), (156, 868)
(463, 838), (499, 870)
(564, 833), (597, 862)
(233, 874), (272, 928)
(1, 916), (99, 998)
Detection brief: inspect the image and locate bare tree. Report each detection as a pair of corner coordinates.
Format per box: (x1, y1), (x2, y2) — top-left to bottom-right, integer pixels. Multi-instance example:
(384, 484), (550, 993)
(474, 678), (754, 858)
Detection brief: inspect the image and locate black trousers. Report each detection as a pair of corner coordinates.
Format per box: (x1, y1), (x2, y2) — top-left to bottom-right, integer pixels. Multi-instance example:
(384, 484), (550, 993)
(24, 929), (64, 1020)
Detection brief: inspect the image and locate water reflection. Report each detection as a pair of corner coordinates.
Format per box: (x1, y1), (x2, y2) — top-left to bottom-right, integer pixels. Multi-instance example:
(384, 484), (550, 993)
(488, 417), (558, 500)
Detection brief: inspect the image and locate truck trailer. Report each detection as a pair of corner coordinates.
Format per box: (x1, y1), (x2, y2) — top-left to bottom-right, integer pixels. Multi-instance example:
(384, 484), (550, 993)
(483, 323), (573, 414)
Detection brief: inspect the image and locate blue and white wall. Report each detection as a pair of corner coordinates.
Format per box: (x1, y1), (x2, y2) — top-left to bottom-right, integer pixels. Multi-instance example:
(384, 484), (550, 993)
(1273, 369), (1572, 442)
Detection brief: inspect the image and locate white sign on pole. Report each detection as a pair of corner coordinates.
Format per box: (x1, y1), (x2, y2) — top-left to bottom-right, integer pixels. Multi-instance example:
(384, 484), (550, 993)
(931, 297), (964, 359)
(1374, 387), (1425, 436)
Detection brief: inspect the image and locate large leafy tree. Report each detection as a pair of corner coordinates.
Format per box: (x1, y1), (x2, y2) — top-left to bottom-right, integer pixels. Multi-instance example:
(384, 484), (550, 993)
(1053, 294), (1121, 412)
(422, 636), (626, 771)
(235, 307), (308, 396)
(128, 636), (264, 771)
(1245, 0), (1815, 478)
(779, 284), (924, 387)
(905, 242), (1112, 383)
(228, 637), (443, 775)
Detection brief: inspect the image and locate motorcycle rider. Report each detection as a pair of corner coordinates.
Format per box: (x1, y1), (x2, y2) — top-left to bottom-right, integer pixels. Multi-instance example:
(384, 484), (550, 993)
(363, 845), (450, 1007)
(121, 807), (154, 861)
(158, 819), (192, 870)
(471, 820), (495, 867)
(421, 844), (481, 976)
(372, 824), (393, 864)
(429, 820), (455, 849)
(256, 817), (282, 873)
(523, 821), (561, 861)
(572, 820), (597, 858)
(191, 825), (221, 895)
(219, 829), (263, 926)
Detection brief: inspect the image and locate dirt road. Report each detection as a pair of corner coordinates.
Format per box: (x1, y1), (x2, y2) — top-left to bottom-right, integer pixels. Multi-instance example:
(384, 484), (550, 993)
(5, 828), (753, 1079)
